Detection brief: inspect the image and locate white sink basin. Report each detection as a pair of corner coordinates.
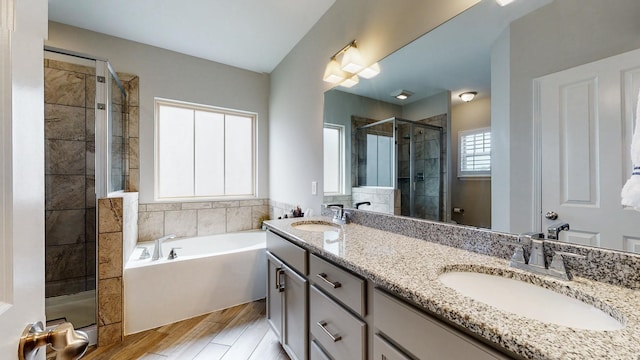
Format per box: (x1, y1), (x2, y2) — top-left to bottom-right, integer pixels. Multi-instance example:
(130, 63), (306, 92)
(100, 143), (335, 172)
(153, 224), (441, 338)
(291, 221), (340, 232)
(438, 271), (624, 331)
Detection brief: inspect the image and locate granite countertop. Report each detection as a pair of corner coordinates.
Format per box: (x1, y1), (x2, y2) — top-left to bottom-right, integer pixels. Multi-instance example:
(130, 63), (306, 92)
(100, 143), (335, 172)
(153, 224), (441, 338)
(264, 216), (640, 360)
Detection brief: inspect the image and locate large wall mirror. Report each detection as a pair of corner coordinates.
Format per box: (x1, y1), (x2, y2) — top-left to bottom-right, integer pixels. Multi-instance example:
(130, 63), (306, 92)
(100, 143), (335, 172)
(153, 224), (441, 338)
(323, 0), (640, 254)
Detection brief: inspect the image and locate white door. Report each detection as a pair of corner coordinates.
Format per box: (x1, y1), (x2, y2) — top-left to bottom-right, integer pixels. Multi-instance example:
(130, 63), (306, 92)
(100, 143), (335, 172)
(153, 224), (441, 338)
(536, 48), (640, 252)
(0, 0), (48, 359)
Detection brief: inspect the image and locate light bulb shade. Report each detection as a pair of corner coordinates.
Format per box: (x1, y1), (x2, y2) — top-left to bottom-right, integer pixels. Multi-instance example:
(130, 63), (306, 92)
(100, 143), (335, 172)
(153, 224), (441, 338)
(358, 62), (380, 79)
(323, 59), (346, 84)
(341, 46), (365, 73)
(496, 0), (515, 6)
(459, 91), (477, 102)
(340, 75), (359, 88)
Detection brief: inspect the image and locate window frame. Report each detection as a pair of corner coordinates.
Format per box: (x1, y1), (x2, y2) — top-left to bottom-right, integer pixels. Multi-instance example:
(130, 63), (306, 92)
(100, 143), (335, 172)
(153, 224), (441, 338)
(323, 123), (345, 195)
(458, 127), (491, 178)
(154, 98), (257, 201)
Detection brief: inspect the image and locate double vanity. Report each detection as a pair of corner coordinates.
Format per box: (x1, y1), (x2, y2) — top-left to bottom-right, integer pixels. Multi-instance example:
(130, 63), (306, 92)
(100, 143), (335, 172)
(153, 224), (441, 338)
(264, 212), (640, 360)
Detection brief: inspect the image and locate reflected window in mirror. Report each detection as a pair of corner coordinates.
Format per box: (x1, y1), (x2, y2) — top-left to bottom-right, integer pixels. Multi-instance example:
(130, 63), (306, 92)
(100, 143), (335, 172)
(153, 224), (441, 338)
(323, 124), (345, 195)
(458, 127), (491, 178)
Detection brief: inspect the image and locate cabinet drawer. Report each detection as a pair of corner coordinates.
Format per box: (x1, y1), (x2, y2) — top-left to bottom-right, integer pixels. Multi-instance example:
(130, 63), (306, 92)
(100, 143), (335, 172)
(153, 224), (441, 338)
(309, 254), (366, 316)
(373, 334), (411, 360)
(267, 230), (307, 275)
(310, 339), (331, 360)
(373, 289), (509, 360)
(310, 285), (366, 360)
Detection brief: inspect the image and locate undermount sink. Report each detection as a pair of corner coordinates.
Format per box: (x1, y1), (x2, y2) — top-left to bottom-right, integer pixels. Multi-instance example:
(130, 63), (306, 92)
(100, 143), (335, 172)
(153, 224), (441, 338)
(291, 221), (340, 232)
(438, 271), (624, 331)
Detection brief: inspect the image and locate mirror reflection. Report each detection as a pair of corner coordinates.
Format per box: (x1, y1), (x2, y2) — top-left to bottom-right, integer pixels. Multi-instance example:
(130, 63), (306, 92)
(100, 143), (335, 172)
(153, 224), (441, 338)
(323, 0), (640, 252)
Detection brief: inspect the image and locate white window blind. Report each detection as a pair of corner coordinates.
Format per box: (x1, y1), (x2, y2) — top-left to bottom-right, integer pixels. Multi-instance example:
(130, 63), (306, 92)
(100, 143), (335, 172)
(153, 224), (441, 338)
(156, 99), (256, 200)
(459, 127), (491, 177)
(323, 124), (344, 194)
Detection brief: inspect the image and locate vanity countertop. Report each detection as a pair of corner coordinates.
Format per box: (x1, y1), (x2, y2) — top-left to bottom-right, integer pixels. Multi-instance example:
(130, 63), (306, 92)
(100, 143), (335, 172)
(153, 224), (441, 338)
(264, 216), (640, 360)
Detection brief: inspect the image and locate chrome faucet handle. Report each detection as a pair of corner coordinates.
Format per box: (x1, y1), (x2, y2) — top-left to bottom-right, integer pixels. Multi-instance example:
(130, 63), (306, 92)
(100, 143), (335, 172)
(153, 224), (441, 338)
(168, 247), (181, 260)
(137, 246), (150, 260)
(548, 250), (586, 280)
(509, 245), (526, 265)
(528, 239), (547, 268)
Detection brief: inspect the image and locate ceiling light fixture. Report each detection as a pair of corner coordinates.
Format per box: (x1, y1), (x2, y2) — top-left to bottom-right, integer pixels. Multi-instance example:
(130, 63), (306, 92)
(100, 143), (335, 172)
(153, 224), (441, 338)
(459, 91), (477, 102)
(496, 0), (515, 6)
(391, 89), (413, 100)
(323, 40), (380, 87)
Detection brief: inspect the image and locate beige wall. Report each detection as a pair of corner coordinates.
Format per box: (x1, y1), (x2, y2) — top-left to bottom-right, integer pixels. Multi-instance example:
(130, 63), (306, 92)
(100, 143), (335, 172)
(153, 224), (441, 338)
(450, 97), (491, 228)
(269, 0), (480, 213)
(46, 22), (270, 204)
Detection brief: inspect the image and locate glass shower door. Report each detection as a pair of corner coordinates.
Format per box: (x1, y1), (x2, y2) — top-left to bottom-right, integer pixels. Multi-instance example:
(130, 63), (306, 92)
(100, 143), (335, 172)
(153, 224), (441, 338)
(397, 120), (443, 220)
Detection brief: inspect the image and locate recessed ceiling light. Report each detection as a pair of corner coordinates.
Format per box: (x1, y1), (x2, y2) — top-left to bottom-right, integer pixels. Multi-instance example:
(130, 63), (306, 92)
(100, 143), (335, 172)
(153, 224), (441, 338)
(391, 89), (413, 100)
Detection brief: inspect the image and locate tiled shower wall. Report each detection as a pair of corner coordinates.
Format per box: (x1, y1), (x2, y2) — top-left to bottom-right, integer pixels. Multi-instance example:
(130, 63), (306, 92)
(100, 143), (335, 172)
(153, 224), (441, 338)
(44, 59), (97, 297)
(397, 113), (448, 221)
(44, 58), (140, 298)
(350, 114), (448, 221)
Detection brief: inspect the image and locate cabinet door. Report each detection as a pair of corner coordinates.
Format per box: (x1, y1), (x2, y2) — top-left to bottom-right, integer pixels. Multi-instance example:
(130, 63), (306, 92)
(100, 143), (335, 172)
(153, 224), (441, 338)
(283, 263), (309, 360)
(310, 339), (332, 360)
(373, 334), (411, 360)
(267, 252), (284, 340)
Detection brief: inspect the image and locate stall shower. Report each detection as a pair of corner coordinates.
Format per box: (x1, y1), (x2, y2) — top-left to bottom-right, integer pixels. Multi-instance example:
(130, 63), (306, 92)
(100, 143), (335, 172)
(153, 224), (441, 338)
(44, 48), (126, 334)
(355, 116), (445, 221)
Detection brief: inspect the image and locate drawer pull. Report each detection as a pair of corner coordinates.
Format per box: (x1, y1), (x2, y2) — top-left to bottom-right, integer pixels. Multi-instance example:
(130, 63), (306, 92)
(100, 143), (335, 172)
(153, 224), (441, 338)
(316, 273), (342, 288)
(316, 321), (342, 342)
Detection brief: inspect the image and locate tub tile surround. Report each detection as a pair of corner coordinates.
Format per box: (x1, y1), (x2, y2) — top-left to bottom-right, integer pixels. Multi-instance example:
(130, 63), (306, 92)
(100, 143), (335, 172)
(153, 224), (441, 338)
(137, 199), (270, 242)
(265, 213), (640, 359)
(97, 192), (138, 347)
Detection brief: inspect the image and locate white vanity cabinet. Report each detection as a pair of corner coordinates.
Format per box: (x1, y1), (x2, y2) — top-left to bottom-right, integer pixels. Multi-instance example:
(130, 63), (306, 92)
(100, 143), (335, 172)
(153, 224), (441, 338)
(266, 231), (309, 360)
(373, 289), (512, 360)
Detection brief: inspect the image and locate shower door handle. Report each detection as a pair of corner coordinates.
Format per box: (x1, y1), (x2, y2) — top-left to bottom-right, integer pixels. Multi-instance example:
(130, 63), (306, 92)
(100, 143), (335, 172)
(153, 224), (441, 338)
(19, 321), (89, 360)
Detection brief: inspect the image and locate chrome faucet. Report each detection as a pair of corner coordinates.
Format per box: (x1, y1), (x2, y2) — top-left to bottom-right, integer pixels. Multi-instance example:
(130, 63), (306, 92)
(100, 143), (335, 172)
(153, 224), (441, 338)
(330, 206), (349, 225)
(509, 232), (585, 280)
(152, 234), (176, 261)
(547, 223), (570, 240)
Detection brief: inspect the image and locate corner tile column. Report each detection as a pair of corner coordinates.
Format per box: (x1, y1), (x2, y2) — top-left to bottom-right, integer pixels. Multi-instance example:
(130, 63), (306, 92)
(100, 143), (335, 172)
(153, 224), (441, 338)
(97, 197), (124, 346)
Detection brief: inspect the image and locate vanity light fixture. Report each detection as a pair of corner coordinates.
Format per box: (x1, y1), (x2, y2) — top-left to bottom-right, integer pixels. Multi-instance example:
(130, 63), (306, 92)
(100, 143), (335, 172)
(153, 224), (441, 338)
(459, 91), (477, 102)
(323, 40), (381, 87)
(391, 89), (413, 100)
(341, 75), (360, 88)
(496, 0), (515, 6)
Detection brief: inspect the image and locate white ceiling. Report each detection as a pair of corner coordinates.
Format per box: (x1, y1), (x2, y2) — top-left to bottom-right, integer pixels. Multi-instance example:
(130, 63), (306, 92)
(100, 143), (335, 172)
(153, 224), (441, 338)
(337, 0), (553, 105)
(48, 0), (335, 74)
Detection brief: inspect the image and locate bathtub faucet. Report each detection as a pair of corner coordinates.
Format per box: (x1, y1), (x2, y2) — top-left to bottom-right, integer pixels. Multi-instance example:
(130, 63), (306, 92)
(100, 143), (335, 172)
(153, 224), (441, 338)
(152, 234), (176, 261)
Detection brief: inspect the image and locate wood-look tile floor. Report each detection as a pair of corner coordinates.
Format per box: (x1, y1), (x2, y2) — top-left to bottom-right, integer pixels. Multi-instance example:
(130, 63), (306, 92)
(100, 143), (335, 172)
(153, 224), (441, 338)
(83, 300), (289, 360)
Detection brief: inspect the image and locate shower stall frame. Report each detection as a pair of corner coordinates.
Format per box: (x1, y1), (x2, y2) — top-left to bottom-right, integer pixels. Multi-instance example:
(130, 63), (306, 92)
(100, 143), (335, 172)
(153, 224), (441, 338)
(356, 116), (444, 219)
(44, 45), (126, 198)
(43, 46), (127, 344)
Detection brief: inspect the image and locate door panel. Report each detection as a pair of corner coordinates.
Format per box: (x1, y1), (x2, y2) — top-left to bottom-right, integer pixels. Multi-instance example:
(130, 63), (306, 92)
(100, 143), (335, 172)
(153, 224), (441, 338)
(536, 47), (640, 251)
(282, 264), (308, 360)
(0, 0), (48, 358)
(266, 252), (284, 340)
